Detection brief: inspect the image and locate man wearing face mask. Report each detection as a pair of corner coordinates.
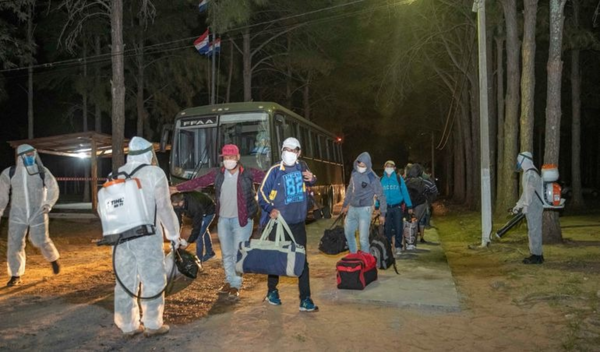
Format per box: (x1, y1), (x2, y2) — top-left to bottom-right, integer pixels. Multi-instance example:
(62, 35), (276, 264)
(380, 160), (413, 255)
(258, 137), (318, 312)
(341, 152), (387, 254)
(171, 144), (265, 300)
(512, 151), (544, 264)
(0, 144), (61, 287)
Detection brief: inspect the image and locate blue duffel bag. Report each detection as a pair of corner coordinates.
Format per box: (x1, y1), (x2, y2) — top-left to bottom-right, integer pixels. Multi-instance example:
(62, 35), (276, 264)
(236, 216), (306, 277)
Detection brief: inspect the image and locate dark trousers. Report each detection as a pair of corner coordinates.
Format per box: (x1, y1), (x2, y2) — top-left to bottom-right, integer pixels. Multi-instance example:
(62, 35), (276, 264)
(385, 206), (404, 249)
(267, 221), (311, 300)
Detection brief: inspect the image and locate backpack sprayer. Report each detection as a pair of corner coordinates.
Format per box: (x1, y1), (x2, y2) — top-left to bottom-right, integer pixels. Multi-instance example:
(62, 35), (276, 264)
(96, 164), (201, 299)
(495, 164), (565, 239)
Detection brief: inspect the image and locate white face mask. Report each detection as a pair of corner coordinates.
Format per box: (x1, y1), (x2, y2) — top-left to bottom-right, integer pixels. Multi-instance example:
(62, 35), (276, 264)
(385, 168), (395, 175)
(357, 166), (367, 173)
(223, 160), (238, 170)
(282, 151), (298, 166)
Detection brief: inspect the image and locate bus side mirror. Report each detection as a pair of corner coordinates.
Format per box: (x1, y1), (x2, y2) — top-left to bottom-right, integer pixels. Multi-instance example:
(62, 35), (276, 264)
(160, 124), (173, 153)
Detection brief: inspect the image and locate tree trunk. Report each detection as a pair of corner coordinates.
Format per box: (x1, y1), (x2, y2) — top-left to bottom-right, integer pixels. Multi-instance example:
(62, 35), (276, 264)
(459, 88), (473, 208)
(453, 125), (466, 203)
(226, 38), (233, 103)
(468, 48), (480, 209)
(111, 0), (126, 174)
(243, 28), (252, 102)
(82, 40), (90, 202)
(27, 2), (34, 139)
(285, 32), (293, 108)
(519, 0), (538, 153)
(542, 0), (567, 243)
(495, 30), (505, 202)
(303, 73), (311, 121)
(495, 0), (520, 217)
(95, 36), (102, 133)
(136, 38), (145, 137)
(487, 23), (497, 201)
(570, 0), (584, 210)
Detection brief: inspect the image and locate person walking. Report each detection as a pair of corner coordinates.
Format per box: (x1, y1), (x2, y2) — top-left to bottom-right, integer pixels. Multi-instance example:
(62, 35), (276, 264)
(172, 144), (265, 300)
(341, 152), (387, 253)
(112, 137), (185, 338)
(405, 163), (438, 243)
(171, 192), (216, 262)
(380, 160), (413, 255)
(0, 144), (61, 287)
(512, 151), (544, 264)
(258, 137), (318, 312)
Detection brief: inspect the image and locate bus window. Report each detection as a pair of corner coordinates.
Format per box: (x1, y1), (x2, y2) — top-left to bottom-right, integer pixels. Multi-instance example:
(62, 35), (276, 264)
(335, 143), (342, 164)
(327, 139), (335, 162)
(299, 126), (311, 157)
(220, 118), (271, 170)
(288, 120), (298, 139)
(318, 135), (327, 160)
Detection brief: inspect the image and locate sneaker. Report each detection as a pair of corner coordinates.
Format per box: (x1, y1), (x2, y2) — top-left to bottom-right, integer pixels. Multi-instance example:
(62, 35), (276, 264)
(51, 260), (61, 274)
(202, 252), (216, 262)
(123, 326), (144, 338)
(228, 287), (240, 301)
(218, 283), (231, 294)
(6, 276), (21, 287)
(522, 254), (544, 265)
(144, 325), (170, 337)
(265, 289), (282, 306)
(395, 248), (402, 256)
(299, 297), (318, 312)
(406, 244), (416, 251)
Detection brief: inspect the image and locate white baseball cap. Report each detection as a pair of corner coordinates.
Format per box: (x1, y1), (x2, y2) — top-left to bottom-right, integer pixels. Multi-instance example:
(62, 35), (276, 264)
(282, 137), (301, 150)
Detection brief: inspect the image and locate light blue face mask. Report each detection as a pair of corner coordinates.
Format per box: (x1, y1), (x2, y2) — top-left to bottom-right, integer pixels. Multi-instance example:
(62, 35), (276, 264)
(23, 155), (36, 167)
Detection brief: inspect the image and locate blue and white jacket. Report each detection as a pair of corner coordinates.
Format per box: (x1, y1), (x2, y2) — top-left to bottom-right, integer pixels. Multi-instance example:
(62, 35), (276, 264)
(258, 161), (316, 226)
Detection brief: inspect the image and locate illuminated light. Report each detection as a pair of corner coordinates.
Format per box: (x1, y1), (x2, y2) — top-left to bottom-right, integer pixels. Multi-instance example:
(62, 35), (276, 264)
(76, 153), (87, 159)
(336, 137), (343, 142)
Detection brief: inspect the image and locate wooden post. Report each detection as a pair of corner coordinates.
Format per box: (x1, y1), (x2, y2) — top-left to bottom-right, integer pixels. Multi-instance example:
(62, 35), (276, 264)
(91, 139), (98, 214)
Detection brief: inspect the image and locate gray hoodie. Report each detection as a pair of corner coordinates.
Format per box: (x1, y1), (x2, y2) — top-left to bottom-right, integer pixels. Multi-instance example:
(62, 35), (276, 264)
(342, 152), (387, 215)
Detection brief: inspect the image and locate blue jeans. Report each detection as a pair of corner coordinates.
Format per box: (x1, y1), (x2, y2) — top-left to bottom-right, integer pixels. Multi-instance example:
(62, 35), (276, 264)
(344, 206), (373, 253)
(385, 206), (404, 249)
(217, 217), (253, 289)
(195, 214), (215, 260)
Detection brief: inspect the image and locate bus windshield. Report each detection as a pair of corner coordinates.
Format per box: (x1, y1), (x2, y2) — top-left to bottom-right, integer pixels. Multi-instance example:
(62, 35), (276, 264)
(171, 112), (271, 179)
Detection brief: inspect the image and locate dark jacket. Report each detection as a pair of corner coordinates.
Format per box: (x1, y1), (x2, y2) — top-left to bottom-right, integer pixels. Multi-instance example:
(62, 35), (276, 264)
(174, 192), (215, 242)
(176, 165), (265, 227)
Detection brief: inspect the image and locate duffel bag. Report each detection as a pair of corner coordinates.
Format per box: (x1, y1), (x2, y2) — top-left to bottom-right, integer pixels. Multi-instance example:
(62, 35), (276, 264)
(336, 250), (377, 290)
(236, 216), (306, 277)
(319, 215), (348, 255)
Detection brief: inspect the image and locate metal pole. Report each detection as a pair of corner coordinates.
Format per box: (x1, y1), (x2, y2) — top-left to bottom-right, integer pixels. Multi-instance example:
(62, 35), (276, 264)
(474, 0), (492, 246)
(210, 29), (216, 105)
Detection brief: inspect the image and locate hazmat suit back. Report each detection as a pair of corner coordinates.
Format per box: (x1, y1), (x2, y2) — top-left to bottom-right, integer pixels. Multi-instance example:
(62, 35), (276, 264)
(0, 146), (60, 277)
(515, 152), (544, 256)
(112, 137), (180, 333)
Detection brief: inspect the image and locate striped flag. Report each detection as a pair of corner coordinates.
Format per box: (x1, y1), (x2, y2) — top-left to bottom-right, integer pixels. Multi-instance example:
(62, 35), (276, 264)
(198, 0), (208, 12)
(207, 38), (221, 56)
(194, 30), (210, 54)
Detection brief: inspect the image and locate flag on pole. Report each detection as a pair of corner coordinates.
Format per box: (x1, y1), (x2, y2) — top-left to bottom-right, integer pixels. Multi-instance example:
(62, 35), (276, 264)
(206, 38), (221, 56)
(194, 30), (210, 54)
(198, 0), (209, 12)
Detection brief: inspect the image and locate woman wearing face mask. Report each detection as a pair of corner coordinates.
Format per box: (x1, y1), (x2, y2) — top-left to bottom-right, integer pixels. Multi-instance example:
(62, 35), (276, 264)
(341, 152), (387, 253)
(170, 144), (265, 301)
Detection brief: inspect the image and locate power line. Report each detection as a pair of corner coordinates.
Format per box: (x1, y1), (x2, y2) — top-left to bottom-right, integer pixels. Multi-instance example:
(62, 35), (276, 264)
(1, 0), (413, 76)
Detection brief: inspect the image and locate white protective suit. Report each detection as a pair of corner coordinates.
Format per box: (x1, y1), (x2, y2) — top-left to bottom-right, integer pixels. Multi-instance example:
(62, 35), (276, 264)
(515, 152), (543, 256)
(112, 137), (181, 333)
(0, 145), (60, 277)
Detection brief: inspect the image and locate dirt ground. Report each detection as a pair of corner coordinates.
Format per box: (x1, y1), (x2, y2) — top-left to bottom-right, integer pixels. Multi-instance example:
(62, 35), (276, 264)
(1, 204), (600, 351)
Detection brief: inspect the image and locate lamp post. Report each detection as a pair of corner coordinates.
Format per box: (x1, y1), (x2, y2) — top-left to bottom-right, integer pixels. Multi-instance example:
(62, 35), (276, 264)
(473, 0), (493, 247)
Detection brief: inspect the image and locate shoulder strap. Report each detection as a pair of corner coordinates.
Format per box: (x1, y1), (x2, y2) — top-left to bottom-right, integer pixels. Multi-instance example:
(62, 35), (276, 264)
(129, 164), (149, 177)
(9, 166), (15, 179)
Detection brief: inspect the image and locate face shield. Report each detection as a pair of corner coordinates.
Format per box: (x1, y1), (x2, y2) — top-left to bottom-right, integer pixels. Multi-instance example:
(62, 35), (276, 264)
(17, 147), (42, 175)
(516, 152), (533, 172)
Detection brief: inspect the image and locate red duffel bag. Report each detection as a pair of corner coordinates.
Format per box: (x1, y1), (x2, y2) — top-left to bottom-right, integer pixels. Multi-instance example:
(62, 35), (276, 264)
(336, 250), (378, 290)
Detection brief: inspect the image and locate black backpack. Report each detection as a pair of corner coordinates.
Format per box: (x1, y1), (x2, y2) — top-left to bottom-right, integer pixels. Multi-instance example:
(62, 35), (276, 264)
(319, 215), (348, 255)
(406, 177), (427, 206)
(369, 221), (399, 274)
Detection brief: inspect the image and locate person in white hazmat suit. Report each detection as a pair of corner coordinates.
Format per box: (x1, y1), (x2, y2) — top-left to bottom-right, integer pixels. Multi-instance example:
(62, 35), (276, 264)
(512, 151), (544, 265)
(113, 137), (187, 338)
(0, 144), (60, 287)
